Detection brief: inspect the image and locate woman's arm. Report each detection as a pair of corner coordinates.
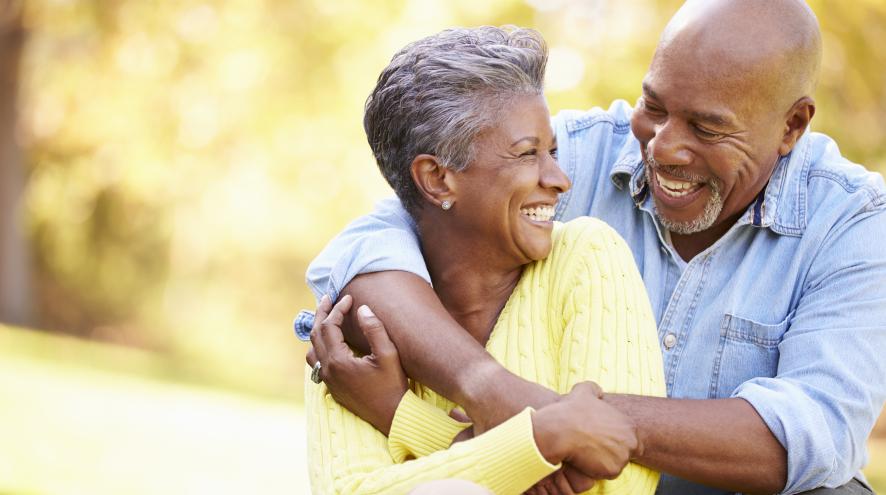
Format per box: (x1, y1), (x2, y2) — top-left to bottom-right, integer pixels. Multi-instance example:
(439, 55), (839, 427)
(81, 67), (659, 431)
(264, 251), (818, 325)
(306, 298), (560, 494)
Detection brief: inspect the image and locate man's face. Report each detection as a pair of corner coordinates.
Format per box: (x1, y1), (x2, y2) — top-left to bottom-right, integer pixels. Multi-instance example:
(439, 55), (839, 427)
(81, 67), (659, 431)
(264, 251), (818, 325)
(630, 46), (788, 236)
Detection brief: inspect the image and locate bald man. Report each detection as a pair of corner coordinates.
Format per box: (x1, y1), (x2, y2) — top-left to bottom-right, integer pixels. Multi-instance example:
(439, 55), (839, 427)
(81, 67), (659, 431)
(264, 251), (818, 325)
(299, 1), (886, 493)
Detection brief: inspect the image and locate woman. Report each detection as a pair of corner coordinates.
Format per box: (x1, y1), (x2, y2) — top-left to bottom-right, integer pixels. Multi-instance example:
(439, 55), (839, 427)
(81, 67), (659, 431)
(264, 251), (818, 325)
(303, 26), (665, 495)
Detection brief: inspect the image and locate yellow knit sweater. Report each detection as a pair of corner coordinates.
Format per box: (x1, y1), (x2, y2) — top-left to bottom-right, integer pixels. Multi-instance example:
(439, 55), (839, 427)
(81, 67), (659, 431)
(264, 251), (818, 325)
(306, 217), (666, 494)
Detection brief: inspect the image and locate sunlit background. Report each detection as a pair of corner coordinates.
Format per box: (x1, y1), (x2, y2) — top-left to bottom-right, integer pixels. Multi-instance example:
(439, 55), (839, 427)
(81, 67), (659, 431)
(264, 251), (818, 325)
(1, 0), (884, 493)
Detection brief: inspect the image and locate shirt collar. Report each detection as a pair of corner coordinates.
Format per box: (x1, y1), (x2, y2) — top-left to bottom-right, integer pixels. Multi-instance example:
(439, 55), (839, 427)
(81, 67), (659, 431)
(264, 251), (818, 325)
(608, 131), (812, 236)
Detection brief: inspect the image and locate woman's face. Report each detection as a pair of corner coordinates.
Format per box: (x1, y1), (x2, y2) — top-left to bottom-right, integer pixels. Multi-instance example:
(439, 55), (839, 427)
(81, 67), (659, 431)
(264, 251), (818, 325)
(448, 94), (570, 265)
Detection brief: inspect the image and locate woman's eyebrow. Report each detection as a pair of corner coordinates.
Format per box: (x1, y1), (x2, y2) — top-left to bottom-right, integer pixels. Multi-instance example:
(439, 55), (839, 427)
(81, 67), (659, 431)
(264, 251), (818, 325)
(510, 136), (539, 147)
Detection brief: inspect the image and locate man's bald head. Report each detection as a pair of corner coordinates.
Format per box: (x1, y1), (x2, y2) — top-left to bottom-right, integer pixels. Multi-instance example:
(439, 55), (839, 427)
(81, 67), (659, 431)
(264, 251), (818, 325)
(655, 0), (821, 112)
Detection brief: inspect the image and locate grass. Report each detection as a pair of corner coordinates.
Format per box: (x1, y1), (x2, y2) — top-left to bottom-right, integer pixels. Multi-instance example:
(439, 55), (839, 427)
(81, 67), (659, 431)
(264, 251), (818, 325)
(1, 324), (883, 494)
(0, 325), (310, 495)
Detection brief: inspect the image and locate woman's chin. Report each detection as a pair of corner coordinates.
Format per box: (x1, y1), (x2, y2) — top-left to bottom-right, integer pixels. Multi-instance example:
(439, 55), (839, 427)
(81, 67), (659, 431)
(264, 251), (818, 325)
(519, 239), (553, 262)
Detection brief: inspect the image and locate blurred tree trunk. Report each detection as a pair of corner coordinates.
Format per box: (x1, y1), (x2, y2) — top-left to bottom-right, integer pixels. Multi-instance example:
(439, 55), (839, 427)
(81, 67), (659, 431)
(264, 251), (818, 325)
(0, 0), (32, 326)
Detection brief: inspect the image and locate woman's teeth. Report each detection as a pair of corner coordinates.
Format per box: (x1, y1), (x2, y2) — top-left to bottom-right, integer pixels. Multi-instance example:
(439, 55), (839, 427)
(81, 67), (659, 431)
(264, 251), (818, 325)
(656, 172), (702, 197)
(520, 205), (555, 222)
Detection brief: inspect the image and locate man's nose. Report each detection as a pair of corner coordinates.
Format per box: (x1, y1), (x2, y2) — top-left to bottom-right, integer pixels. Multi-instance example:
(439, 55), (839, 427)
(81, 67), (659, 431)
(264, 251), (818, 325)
(648, 121), (692, 167)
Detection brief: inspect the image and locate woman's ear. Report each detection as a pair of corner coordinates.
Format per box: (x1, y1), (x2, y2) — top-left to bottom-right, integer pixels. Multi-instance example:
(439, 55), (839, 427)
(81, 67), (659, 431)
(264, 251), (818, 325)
(411, 154), (456, 208)
(778, 96), (815, 157)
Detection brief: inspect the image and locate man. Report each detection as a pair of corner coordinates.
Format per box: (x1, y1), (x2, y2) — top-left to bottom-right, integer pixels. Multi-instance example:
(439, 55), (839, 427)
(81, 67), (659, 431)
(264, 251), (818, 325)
(299, 1), (886, 493)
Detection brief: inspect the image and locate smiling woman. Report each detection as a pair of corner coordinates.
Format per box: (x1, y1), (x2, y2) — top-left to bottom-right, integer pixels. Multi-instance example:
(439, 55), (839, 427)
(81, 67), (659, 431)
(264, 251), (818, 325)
(302, 26), (666, 495)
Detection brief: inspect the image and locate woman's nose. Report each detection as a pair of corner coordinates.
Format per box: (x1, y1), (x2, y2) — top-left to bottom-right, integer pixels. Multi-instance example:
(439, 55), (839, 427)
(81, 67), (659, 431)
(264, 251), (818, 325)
(540, 153), (571, 193)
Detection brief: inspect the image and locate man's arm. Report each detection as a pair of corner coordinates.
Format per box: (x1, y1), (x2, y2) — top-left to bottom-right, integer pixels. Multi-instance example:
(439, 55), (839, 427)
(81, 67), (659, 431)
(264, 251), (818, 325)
(340, 271), (558, 429)
(609, 207), (886, 494)
(304, 198), (558, 428)
(606, 395), (786, 494)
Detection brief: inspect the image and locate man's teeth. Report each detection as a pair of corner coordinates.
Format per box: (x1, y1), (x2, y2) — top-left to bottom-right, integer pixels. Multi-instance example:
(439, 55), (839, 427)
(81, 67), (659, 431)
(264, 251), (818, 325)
(520, 205), (555, 222)
(656, 172), (702, 197)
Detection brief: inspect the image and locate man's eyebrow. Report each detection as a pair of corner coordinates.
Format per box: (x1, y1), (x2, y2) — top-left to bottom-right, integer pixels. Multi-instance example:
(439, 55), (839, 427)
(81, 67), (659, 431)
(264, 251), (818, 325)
(641, 82), (659, 100)
(688, 110), (734, 128)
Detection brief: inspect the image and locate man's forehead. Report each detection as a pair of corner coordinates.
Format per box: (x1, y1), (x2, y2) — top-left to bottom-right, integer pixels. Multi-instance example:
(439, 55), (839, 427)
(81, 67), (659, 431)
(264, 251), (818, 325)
(642, 80), (741, 127)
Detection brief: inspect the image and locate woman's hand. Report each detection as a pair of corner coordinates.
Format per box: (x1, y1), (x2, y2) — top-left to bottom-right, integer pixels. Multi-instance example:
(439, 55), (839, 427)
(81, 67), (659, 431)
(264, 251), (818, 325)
(306, 294), (408, 436)
(532, 382), (639, 481)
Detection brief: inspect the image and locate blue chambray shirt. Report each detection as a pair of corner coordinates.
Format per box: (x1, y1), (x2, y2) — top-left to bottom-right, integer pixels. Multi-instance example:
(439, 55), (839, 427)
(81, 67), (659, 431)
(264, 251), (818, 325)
(301, 100), (886, 495)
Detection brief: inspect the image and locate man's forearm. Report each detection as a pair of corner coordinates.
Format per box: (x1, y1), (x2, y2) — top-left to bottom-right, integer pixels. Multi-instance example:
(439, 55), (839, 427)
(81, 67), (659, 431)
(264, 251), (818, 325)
(606, 394), (787, 494)
(340, 271), (558, 427)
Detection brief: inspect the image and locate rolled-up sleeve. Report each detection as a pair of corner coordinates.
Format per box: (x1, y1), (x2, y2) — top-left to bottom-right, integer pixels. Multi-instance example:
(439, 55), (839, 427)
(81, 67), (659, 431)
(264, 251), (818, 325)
(306, 198), (432, 302)
(733, 208), (886, 494)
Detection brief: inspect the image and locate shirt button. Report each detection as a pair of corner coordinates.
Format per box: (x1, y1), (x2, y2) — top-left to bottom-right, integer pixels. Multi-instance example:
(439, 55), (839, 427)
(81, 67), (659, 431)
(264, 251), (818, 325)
(663, 333), (677, 350)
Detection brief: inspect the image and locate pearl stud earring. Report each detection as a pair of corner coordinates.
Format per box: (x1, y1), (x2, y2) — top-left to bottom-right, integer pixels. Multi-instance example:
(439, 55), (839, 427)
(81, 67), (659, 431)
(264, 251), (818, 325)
(441, 200), (452, 211)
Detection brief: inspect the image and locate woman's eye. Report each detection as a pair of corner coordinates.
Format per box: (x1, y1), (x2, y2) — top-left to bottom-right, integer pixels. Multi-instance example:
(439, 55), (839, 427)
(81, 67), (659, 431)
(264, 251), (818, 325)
(520, 149), (537, 157)
(550, 148), (558, 159)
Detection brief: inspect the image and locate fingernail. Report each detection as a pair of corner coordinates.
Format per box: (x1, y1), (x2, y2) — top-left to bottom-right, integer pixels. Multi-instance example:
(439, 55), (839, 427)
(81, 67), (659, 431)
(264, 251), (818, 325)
(320, 294), (330, 305)
(358, 305), (374, 318)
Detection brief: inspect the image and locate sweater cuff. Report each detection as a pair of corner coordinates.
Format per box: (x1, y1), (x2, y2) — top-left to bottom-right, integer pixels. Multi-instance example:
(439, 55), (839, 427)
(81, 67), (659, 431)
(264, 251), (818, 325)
(463, 407), (560, 494)
(388, 390), (472, 462)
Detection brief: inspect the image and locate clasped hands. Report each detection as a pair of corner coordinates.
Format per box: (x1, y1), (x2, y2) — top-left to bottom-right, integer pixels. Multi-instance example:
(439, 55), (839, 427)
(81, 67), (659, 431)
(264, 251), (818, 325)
(305, 295), (642, 495)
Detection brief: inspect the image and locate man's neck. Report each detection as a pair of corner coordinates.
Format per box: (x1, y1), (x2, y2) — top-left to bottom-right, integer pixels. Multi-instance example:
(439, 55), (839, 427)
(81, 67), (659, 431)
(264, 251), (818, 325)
(670, 217), (737, 261)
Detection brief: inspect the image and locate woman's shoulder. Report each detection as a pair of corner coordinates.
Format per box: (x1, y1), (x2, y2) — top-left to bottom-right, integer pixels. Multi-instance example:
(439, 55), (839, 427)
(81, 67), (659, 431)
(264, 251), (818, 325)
(550, 216), (625, 260)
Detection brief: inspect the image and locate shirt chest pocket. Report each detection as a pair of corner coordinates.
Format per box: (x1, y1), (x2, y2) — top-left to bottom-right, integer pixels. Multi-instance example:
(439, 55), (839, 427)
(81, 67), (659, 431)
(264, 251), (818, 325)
(710, 313), (791, 398)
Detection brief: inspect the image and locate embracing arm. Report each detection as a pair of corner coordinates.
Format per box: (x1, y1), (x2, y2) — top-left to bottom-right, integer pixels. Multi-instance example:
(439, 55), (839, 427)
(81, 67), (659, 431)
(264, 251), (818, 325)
(306, 198), (557, 427)
(606, 395), (785, 494)
(340, 272), (558, 425)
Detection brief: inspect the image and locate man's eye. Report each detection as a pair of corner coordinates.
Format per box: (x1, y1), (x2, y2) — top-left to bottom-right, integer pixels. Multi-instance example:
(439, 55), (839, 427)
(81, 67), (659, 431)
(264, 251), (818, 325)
(642, 99), (665, 115)
(694, 126), (722, 140)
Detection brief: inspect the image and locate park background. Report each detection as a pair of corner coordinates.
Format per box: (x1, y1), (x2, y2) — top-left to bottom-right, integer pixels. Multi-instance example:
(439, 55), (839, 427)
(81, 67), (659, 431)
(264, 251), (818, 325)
(0, 0), (884, 493)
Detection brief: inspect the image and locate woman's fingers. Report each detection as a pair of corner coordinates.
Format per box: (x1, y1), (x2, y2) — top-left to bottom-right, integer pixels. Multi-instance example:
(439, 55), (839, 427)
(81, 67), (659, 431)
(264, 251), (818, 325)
(306, 346), (318, 367)
(551, 470), (577, 495)
(318, 294), (352, 351)
(562, 465), (594, 493)
(356, 305), (398, 361)
(309, 294), (336, 367)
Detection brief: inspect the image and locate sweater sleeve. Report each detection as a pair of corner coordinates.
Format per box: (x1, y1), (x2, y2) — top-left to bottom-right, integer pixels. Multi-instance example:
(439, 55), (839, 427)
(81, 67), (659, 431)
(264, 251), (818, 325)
(387, 389), (472, 462)
(305, 371), (559, 495)
(550, 217), (667, 495)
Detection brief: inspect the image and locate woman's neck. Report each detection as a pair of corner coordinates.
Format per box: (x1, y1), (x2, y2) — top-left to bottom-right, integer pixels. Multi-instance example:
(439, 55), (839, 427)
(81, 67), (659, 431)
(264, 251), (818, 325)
(417, 219), (523, 345)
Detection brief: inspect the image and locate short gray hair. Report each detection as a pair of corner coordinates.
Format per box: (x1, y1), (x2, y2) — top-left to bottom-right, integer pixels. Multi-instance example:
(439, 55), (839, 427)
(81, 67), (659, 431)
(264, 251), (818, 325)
(364, 26), (548, 216)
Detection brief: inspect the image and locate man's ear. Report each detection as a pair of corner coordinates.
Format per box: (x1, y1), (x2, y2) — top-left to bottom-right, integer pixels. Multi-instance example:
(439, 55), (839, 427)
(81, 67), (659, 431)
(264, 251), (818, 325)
(778, 96), (815, 156)
(411, 154), (456, 208)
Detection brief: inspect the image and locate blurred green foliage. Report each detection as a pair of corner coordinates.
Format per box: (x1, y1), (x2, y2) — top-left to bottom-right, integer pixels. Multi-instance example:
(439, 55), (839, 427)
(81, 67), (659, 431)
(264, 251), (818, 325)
(14, 0), (886, 401)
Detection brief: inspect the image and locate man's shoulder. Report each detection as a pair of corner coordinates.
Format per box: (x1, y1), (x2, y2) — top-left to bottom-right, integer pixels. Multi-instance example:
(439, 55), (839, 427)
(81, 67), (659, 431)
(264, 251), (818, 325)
(552, 99), (635, 135)
(803, 132), (886, 220)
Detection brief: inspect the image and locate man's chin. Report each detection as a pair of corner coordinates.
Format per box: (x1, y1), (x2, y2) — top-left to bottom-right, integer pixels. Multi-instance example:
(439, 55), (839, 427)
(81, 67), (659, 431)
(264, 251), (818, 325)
(653, 204), (722, 236)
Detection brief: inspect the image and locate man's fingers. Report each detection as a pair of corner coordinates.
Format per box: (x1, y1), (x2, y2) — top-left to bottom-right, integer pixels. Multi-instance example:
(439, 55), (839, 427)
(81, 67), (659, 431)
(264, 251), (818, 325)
(357, 304), (398, 360)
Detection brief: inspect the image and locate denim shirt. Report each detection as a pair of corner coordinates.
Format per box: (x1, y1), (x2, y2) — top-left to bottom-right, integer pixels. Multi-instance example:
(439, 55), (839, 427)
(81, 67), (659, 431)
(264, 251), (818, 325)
(302, 100), (886, 495)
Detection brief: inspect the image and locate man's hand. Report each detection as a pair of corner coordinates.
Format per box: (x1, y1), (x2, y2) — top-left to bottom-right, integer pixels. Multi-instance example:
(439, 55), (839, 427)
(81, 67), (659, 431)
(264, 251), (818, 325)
(306, 294), (408, 436)
(532, 382), (640, 481)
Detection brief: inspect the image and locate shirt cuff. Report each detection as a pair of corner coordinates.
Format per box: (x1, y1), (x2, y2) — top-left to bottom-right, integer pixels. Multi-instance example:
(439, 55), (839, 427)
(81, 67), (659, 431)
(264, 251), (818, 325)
(387, 390), (472, 462)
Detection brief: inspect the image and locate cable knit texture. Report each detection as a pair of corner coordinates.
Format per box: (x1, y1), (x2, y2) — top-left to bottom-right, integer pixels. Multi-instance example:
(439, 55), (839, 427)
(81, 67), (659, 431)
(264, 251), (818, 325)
(306, 217), (666, 494)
